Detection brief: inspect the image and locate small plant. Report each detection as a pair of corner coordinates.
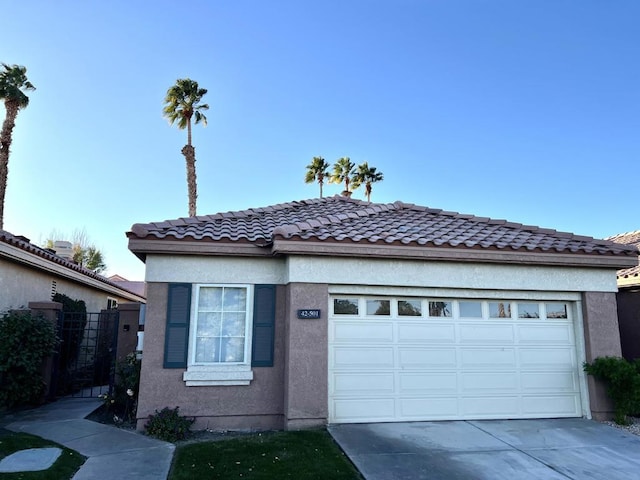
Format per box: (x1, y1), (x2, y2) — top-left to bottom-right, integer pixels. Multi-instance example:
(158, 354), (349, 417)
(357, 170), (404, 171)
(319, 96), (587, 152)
(98, 352), (141, 425)
(144, 406), (195, 442)
(584, 356), (640, 424)
(0, 311), (59, 408)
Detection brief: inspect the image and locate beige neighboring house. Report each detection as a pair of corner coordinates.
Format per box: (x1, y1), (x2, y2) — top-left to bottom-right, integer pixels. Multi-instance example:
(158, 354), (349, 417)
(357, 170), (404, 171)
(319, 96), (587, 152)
(127, 196), (637, 431)
(1, 230), (145, 313)
(607, 231), (640, 360)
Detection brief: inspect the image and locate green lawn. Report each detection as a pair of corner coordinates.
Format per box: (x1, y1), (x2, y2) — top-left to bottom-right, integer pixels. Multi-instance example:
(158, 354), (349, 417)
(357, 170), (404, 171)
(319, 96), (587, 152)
(0, 429), (85, 480)
(169, 429), (362, 480)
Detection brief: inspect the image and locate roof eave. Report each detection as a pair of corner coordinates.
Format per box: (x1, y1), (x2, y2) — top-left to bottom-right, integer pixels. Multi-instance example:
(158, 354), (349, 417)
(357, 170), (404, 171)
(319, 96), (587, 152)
(127, 238), (274, 259)
(271, 239), (638, 269)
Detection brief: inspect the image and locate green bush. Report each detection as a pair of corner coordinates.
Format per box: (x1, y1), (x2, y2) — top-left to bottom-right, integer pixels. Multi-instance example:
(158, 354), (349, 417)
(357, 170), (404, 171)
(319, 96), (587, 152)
(0, 311), (59, 408)
(99, 352), (141, 425)
(144, 406), (195, 442)
(584, 356), (640, 424)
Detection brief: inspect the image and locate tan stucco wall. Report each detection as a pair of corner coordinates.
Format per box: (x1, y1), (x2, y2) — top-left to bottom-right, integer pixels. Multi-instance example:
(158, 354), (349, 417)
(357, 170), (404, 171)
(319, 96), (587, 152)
(0, 258), (135, 313)
(136, 283), (286, 431)
(581, 291), (622, 420)
(283, 283), (329, 429)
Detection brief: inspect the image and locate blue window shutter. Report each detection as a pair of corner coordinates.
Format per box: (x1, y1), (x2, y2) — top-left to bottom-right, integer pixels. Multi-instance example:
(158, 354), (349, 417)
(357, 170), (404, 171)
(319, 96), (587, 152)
(164, 283), (192, 368)
(252, 284), (276, 367)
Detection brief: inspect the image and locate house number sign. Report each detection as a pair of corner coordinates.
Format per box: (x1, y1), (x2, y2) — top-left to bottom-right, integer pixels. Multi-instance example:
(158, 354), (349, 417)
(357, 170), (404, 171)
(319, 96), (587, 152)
(297, 309), (321, 319)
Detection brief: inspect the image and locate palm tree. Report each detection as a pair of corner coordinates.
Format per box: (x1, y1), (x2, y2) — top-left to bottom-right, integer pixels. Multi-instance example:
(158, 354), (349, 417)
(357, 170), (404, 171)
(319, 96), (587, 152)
(330, 157), (356, 197)
(0, 64), (35, 229)
(163, 78), (209, 217)
(352, 162), (384, 202)
(304, 156), (331, 198)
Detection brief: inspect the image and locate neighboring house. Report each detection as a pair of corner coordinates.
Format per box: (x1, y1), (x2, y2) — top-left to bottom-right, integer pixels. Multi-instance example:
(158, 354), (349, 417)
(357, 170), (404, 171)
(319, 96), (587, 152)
(0, 230), (146, 313)
(607, 231), (640, 360)
(127, 196), (637, 430)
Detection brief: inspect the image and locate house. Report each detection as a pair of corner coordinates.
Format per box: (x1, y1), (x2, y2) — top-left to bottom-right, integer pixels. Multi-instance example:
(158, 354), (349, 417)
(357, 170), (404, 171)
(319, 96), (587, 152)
(607, 231), (640, 360)
(0, 230), (146, 313)
(127, 196), (637, 430)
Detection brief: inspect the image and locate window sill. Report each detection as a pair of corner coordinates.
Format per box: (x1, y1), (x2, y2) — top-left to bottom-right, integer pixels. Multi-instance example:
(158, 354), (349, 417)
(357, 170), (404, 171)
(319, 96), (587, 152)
(183, 365), (254, 386)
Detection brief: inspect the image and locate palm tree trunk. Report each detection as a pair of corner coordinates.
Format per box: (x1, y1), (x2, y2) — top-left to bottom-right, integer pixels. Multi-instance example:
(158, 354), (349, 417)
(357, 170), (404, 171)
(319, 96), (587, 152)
(187, 118), (192, 147)
(181, 145), (197, 217)
(0, 100), (19, 230)
(366, 183), (372, 202)
(319, 174), (324, 198)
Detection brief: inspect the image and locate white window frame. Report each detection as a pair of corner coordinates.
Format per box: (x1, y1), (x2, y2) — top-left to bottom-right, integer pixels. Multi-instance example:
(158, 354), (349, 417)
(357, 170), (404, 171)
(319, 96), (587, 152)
(183, 284), (254, 386)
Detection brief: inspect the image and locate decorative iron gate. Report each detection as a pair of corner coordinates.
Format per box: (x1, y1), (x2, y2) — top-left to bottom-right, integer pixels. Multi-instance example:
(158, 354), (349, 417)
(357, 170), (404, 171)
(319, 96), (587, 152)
(52, 310), (119, 398)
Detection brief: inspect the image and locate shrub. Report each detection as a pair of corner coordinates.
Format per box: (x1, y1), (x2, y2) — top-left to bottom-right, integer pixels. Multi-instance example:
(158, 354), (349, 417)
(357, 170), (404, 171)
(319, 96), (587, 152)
(99, 352), (141, 425)
(144, 406), (195, 442)
(584, 356), (640, 424)
(0, 311), (59, 408)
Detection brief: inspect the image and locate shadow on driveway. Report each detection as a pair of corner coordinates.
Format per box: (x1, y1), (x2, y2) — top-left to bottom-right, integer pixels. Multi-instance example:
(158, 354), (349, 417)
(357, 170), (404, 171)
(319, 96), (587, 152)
(329, 418), (640, 480)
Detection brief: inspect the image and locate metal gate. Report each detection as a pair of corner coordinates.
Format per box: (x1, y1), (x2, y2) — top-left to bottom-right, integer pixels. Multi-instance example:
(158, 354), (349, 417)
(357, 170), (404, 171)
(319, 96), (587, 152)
(52, 310), (119, 398)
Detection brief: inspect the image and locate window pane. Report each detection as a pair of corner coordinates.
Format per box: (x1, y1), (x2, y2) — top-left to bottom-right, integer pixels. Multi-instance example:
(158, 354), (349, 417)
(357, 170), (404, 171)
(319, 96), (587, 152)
(221, 312), (246, 336)
(334, 299), (358, 315)
(489, 302), (511, 318)
(399, 300), (422, 316)
(196, 312), (221, 336)
(518, 303), (540, 318)
(429, 301), (452, 317)
(546, 303), (568, 319)
(459, 301), (482, 317)
(221, 337), (244, 362)
(195, 337), (219, 363)
(366, 300), (390, 315)
(223, 287), (247, 311)
(199, 287), (222, 310)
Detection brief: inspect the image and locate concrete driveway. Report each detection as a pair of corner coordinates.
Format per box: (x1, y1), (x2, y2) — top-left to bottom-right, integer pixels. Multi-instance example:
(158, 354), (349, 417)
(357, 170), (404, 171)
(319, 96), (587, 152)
(329, 419), (640, 480)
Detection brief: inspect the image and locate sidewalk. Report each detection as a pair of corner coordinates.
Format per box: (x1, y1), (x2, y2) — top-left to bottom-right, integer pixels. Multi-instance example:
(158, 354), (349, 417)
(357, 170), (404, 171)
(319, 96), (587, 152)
(4, 397), (174, 480)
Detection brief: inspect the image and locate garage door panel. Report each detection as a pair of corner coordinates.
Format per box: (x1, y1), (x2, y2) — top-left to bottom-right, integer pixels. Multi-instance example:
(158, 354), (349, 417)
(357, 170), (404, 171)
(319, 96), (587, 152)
(461, 372), (519, 392)
(333, 373), (395, 395)
(518, 324), (574, 345)
(522, 395), (580, 416)
(461, 396), (520, 417)
(333, 346), (394, 368)
(399, 372), (457, 393)
(459, 324), (515, 344)
(332, 398), (395, 422)
(520, 372), (578, 391)
(333, 321), (393, 343)
(519, 348), (576, 369)
(400, 397), (459, 418)
(460, 348), (517, 368)
(399, 348), (457, 368)
(398, 323), (455, 343)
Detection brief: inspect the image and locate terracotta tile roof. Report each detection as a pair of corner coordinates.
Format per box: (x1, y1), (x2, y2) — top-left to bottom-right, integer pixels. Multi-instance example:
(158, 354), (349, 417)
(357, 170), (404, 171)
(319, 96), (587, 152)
(0, 230), (145, 299)
(128, 196), (637, 262)
(607, 230), (640, 281)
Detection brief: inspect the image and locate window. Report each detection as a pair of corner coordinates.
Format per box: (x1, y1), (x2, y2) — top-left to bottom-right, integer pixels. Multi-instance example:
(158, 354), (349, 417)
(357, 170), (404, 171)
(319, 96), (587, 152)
(366, 299), (390, 316)
(334, 298), (359, 315)
(458, 301), (482, 317)
(488, 302), (511, 318)
(398, 300), (422, 317)
(546, 303), (568, 319)
(429, 301), (452, 317)
(193, 286), (249, 364)
(107, 298), (118, 310)
(518, 303), (540, 318)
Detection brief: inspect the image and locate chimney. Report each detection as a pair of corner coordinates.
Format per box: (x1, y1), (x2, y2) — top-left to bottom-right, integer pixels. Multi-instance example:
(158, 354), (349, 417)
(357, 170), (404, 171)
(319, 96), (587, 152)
(53, 241), (74, 260)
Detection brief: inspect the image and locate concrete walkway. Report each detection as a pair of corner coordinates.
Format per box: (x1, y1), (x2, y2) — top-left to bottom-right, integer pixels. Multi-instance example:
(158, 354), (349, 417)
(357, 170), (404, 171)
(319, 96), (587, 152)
(330, 418), (640, 480)
(4, 397), (174, 480)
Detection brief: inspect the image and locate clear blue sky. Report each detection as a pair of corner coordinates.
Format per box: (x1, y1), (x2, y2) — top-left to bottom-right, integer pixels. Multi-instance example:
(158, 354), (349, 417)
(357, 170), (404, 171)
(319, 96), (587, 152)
(2, 1), (639, 280)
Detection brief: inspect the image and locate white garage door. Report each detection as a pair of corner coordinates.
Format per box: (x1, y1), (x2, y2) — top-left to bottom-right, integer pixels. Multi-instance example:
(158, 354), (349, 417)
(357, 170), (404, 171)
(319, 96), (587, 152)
(328, 296), (583, 423)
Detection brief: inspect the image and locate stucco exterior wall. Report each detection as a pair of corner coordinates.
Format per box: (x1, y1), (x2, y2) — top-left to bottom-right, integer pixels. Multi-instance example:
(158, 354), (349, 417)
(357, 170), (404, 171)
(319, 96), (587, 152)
(581, 291), (622, 420)
(136, 282), (286, 431)
(0, 258), (136, 313)
(283, 283), (329, 429)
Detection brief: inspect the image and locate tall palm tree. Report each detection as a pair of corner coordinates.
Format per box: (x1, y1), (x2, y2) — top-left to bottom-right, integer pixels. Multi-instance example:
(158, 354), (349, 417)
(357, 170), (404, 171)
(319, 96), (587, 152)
(163, 78), (209, 217)
(330, 157), (356, 196)
(352, 162), (384, 202)
(0, 64), (35, 230)
(304, 156), (330, 198)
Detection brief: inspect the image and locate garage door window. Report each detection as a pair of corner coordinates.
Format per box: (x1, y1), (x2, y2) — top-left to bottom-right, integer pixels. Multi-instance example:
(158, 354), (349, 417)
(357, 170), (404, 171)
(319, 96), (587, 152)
(518, 303), (540, 318)
(428, 301), (452, 317)
(488, 302), (512, 318)
(459, 301), (482, 317)
(366, 299), (390, 315)
(546, 303), (568, 319)
(334, 298), (359, 315)
(398, 300), (422, 316)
